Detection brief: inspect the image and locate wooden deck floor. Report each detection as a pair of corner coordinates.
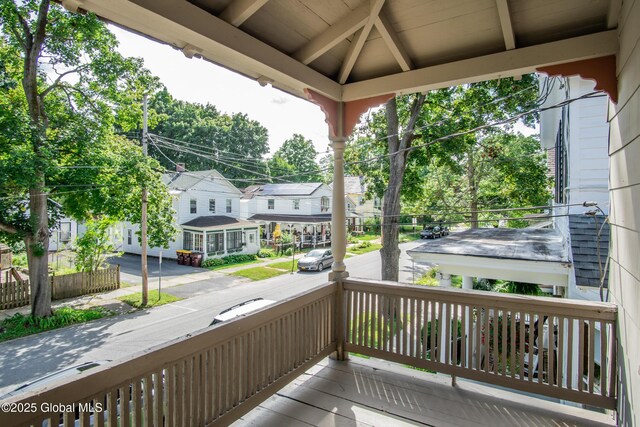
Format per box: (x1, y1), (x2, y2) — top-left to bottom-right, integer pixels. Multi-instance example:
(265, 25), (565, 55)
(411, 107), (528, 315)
(234, 357), (616, 427)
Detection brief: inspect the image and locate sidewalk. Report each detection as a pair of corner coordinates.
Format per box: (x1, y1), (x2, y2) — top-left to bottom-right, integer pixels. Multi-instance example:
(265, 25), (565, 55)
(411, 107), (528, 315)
(0, 253), (311, 320)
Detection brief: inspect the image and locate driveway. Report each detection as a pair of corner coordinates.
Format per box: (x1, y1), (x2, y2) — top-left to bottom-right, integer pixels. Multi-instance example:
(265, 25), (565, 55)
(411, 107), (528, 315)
(107, 253), (217, 287)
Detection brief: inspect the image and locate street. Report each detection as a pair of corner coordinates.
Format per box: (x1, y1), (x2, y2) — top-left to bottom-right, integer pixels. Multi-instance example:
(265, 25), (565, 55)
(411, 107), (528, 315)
(0, 241), (427, 396)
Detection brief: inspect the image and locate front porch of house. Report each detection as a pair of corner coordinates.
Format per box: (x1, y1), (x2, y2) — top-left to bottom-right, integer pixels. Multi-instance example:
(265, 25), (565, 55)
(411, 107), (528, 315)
(237, 356), (614, 427)
(1, 277), (617, 426)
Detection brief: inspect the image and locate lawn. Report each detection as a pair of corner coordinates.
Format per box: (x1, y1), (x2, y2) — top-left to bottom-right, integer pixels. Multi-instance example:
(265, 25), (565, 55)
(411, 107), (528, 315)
(355, 233), (380, 242)
(231, 266), (290, 281)
(118, 290), (182, 308)
(267, 260), (298, 270)
(399, 232), (422, 242)
(348, 243), (382, 255)
(0, 307), (113, 342)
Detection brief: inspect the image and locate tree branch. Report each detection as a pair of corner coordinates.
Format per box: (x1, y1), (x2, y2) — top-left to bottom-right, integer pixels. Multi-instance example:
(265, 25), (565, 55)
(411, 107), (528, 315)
(0, 221), (19, 235)
(40, 64), (90, 98)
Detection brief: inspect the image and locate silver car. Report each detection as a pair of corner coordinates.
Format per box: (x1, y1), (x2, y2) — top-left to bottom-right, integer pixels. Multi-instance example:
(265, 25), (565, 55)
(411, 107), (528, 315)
(297, 249), (333, 271)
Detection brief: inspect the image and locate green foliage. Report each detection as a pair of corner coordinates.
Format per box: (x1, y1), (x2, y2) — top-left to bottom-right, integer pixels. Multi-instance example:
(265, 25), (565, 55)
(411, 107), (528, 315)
(11, 252), (28, 267)
(73, 217), (121, 272)
(148, 89), (270, 181)
(348, 242), (382, 255)
(345, 76), (548, 229)
(268, 134), (322, 182)
(256, 249), (275, 258)
(202, 253), (258, 269)
(267, 260), (298, 270)
(494, 281), (543, 296)
(0, 307), (111, 342)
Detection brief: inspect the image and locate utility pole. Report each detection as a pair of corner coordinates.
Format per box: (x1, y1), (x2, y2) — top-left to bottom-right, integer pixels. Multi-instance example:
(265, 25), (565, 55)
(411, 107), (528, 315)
(141, 93), (149, 306)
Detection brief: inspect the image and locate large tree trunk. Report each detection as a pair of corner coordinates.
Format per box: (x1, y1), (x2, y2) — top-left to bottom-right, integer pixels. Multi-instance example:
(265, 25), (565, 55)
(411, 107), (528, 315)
(21, 0), (53, 316)
(380, 95), (425, 281)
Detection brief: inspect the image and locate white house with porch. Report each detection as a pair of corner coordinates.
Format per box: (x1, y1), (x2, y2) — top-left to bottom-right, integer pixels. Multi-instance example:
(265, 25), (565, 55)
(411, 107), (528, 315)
(122, 169), (259, 260)
(240, 183), (334, 247)
(331, 176), (381, 232)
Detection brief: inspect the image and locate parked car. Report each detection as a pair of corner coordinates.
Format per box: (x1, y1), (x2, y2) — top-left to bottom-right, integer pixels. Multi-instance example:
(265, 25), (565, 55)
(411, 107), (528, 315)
(297, 249), (333, 271)
(440, 225), (450, 236)
(420, 226), (441, 239)
(210, 298), (275, 326)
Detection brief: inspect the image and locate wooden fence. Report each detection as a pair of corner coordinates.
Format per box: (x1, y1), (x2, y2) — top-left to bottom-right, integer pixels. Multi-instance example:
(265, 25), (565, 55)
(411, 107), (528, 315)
(341, 278), (618, 410)
(51, 265), (120, 300)
(0, 268), (30, 310)
(0, 266), (120, 310)
(0, 283), (337, 427)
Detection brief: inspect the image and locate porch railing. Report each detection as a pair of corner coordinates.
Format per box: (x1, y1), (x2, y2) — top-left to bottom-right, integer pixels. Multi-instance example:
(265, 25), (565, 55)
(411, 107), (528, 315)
(342, 278), (617, 410)
(0, 278), (617, 426)
(1, 283), (336, 427)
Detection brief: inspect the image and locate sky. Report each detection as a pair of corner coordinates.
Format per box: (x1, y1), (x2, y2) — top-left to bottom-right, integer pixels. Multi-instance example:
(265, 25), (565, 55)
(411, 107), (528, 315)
(110, 26), (331, 156)
(110, 26), (537, 157)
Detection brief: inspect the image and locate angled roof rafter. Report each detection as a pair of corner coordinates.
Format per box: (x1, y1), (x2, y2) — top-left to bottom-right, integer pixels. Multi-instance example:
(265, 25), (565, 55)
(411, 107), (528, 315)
(374, 11), (413, 71)
(495, 0), (516, 50)
(338, 0), (387, 84)
(219, 0), (270, 27)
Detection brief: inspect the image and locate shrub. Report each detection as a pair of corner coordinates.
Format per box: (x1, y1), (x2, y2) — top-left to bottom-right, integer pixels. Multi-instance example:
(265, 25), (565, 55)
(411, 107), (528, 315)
(257, 249), (274, 258)
(282, 247), (293, 256)
(11, 252), (28, 268)
(356, 240), (371, 249)
(202, 258), (225, 268)
(222, 254), (257, 264)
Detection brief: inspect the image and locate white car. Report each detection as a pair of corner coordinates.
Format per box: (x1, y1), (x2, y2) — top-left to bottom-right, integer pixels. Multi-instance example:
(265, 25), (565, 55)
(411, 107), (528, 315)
(210, 298), (275, 326)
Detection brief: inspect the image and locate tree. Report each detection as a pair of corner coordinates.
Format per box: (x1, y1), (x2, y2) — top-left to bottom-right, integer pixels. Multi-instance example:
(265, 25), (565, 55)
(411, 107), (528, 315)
(74, 217), (122, 273)
(148, 89), (270, 183)
(0, 1), (175, 316)
(269, 134), (322, 182)
(346, 76), (541, 280)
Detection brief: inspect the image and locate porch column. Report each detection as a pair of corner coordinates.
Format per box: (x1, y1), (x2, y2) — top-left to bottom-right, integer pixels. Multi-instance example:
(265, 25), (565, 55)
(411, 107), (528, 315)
(462, 276), (473, 290)
(329, 137), (348, 279)
(438, 272), (452, 287)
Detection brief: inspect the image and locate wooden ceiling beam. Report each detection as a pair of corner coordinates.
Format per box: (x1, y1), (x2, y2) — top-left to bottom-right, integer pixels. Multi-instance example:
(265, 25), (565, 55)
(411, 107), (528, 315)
(375, 11), (413, 71)
(219, 0), (269, 27)
(338, 0), (386, 84)
(293, 3), (369, 65)
(342, 30), (618, 101)
(495, 0), (516, 50)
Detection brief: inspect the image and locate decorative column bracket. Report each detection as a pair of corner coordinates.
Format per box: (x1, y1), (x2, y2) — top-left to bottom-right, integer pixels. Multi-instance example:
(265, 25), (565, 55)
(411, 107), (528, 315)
(537, 55), (617, 103)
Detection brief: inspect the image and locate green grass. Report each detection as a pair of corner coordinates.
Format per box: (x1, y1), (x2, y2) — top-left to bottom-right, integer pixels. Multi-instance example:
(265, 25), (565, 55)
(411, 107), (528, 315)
(267, 260), (298, 270)
(357, 233), (381, 242)
(348, 243), (382, 255)
(231, 266), (290, 281)
(206, 259), (261, 270)
(120, 281), (140, 288)
(0, 307), (113, 342)
(117, 290), (182, 308)
(399, 232), (422, 242)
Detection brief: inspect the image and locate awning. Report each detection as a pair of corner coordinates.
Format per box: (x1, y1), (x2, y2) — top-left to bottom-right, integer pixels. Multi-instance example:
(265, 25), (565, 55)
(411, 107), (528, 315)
(407, 228), (571, 287)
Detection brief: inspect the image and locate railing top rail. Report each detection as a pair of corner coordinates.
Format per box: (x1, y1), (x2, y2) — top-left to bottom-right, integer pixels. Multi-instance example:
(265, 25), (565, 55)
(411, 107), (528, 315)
(344, 277), (616, 320)
(0, 281), (337, 425)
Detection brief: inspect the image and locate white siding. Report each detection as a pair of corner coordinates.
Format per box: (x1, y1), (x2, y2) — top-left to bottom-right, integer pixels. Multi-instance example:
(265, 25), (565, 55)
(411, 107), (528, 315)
(609, 2), (640, 423)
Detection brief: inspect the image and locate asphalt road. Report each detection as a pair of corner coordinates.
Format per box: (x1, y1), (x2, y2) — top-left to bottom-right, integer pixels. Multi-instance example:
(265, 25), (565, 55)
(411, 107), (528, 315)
(0, 241), (427, 396)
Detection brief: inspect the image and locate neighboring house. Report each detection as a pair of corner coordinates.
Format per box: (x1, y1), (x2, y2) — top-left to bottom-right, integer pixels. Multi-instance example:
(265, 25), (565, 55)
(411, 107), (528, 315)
(541, 75), (610, 302)
(47, 217), (79, 252)
(330, 176), (381, 231)
(241, 183), (333, 247)
(122, 169), (259, 260)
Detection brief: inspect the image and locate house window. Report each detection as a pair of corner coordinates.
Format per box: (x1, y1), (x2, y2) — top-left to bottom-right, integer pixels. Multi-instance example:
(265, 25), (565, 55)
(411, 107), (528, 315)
(59, 222), (72, 242)
(193, 233), (204, 252)
(226, 198), (232, 213)
(183, 231), (193, 250)
(373, 198), (381, 210)
(209, 199), (216, 213)
(321, 196), (330, 212)
(190, 199), (197, 214)
(293, 199), (300, 210)
(249, 232), (255, 244)
(127, 229), (132, 245)
(268, 199), (275, 210)
(207, 232), (224, 255)
(227, 230), (243, 252)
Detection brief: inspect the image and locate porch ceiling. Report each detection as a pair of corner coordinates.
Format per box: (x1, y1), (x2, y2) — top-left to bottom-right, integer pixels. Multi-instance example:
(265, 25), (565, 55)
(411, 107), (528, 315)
(69, 0), (619, 102)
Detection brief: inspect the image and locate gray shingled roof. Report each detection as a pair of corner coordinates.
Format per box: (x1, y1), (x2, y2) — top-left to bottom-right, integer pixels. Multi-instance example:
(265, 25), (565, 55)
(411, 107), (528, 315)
(181, 216), (256, 229)
(568, 215), (609, 288)
(409, 227), (568, 263)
